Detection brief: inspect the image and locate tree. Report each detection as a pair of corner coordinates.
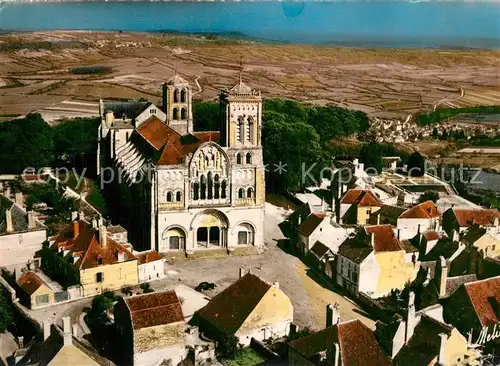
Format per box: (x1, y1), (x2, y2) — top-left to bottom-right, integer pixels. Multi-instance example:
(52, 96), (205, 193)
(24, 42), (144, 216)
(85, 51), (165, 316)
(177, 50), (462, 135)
(407, 152), (426, 177)
(216, 333), (239, 359)
(419, 190), (439, 203)
(140, 283), (154, 294)
(0, 286), (14, 332)
(360, 144), (383, 174)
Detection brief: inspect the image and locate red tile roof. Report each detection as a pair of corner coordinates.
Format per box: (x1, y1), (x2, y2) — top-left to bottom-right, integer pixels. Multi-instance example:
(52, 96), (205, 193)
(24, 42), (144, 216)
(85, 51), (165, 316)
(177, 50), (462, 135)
(341, 190), (382, 207)
(299, 213), (326, 237)
(464, 276), (500, 327)
(365, 225), (402, 253)
(137, 116), (172, 150)
(193, 131), (220, 143)
(125, 291), (184, 330)
(423, 230), (441, 242)
(195, 273), (272, 334)
(452, 208), (500, 228)
(136, 251), (163, 265)
(289, 319), (391, 366)
(17, 272), (45, 296)
(399, 201), (440, 219)
(53, 221), (137, 270)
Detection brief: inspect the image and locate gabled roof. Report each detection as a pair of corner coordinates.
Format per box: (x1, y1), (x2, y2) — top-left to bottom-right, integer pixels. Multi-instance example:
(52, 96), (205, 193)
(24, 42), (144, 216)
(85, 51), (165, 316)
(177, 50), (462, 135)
(229, 81), (253, 94)
(365, 225), (402, 253)
(445, 274), (477, 298)
(399, 201), (440, 220)
(400, 239), (419, 254)
(310, 241), (333, 259)
(451, 208), (500, 227)
(338, 237), (374, 264)
(423, 230), (441, 242)
(195, 273), (271, 335)
(103, 100), (148, 120)
(340, 190), (382, 207)
(0, 195), (45, 234)
(17, 272), (46, 296)
(464, 276), (500, 327)
(462, 225), (487, 244)
(393, 315), (453, 366)
(125, 291), (184, 330)
(371, 205), (406, 225)
(53, 221), (137, 270)
(289, 319), (391, 366)
(136, 251), (163, 265)
(299, 213), (326, 237)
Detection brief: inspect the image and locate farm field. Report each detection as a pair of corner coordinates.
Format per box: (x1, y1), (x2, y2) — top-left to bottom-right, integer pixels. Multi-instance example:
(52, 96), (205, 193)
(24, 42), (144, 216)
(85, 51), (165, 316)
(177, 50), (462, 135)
(1, 31), (500, 122)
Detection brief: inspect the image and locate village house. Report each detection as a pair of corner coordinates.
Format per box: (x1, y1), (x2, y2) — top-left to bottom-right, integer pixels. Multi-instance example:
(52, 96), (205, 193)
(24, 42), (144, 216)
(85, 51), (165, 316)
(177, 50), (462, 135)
(375, 293), (478, 366)
(297, 212), (351, 257)
(461, 225), (500, 258)
(288, 304), (391, 366)
(369, 204), (406, 226)
(0, 194), (46, 267)
(135, 250), (166, 283)
(52, 220), (139, 297)
(396, 201), (441, 240)
(336, 225), (419, 298)
(444, 276), (500, 351)
(337, 189), (382, 226)
(16, 271), (55, 309)
(411, 229), (445, 256)
(442, 207), (500, 239)
(309, 241), (336, 279)
(114, 291), (186, 366)
(194, 271), (293, 347)
(17, 317), (109, 365)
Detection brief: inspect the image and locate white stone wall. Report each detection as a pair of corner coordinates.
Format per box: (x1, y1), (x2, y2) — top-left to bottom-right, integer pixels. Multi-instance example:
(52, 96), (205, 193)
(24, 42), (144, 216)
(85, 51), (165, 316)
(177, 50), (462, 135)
(396, 218), (436, 240)
(358, 252), (380, 295)
(236, 320), (291, 347)
(135, 105), (167, 128)
(133, 344), (186, 366)
(138, 259), (166, 283)
(0, 229), (46, 267)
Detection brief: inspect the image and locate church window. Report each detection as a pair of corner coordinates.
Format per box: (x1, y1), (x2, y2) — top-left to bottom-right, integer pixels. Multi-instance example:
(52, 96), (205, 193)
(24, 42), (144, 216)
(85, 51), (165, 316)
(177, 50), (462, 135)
(238, 188), (244, 199)
(237, 116), (244, 142)
(236, 153), (242, 165)
(221, 180), (227, 199)
(200, 175), (207, 200)
(246, 153), (252, 164)
(174, 89), (179, 103)
(173, 107), (179, 120)
(214, 174), (220, 199)
(193, 182), (199, 200)
(176, 191), (182, 202)
(166, 192), (173, 202)
(207, 172), (213, 199)
(180, 89), (186, 103)
(181, 107), (187, 120)
(246, 116), (254, 143)
(247, 187), (254, 198)
(169, 236), (180, 250)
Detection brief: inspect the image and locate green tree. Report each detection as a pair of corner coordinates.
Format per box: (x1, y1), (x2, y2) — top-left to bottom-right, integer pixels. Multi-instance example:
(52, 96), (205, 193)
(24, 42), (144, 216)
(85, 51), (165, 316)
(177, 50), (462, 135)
(216, 333), (239, 359)
(0, 286), (14, 332)
(407, 152), (426, 177)
(419, 190), (439, 203)
(360, 144), (383, 174)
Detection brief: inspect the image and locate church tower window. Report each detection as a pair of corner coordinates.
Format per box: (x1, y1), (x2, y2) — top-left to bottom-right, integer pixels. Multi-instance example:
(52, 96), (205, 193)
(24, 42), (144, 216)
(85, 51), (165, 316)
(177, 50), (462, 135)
(238, 188), (244, 199)
(246, 153), (252, 164)
(176, 191), (182, 202)
(181, 107), (187, 120)
(166, 192), (173, 202)
(173, 107), (179, 120)
(236, 153), (242, 165)
(180, 89), (186, 103)
(237, 116), (244, 143)
(174, 89), (180, 103)
(247, 187), (254, 198)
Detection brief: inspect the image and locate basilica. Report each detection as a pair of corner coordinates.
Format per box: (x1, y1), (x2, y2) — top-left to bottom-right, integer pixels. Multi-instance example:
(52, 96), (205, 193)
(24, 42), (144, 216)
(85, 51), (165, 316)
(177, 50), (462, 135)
(97, 74), (265, 254)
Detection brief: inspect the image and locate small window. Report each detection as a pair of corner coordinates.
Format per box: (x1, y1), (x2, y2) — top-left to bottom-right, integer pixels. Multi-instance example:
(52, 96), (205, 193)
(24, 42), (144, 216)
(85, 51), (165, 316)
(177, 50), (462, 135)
(236, 153), (242, 165)
(96, 272), (103, 283)
(167, 192), (173, 202)
(36, 294), (50, 306)
(238, 188), (244, 199)
(150, 108), (156, 114)
(247, 187), (253, 198)
(246, 153), (252, 164)
(97, 257), (103, 265)
(176, 191), (182, 202)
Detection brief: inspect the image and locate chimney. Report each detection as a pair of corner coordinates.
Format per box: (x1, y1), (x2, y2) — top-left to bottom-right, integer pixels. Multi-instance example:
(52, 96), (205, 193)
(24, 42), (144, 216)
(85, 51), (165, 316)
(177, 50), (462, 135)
(326, 303), (340, 328)
(43, 321), (51, 341)
(73, 221), (80, 239)
(436, 256), (448, 298)
(5, 208), (14, 233)
(71, 211), (78, 221)
(99, 222), (107, 248)
(27, 211), (36, 230)
(239, 267), (244, 278)
(437, 333), (447, 365)
(377, 213), (380, 225)
(14, 192), (23, 206)
(321, 198), (325, 213)
(105, 110), (114, 125)
(405, 292), (416, 344)
(63, 317), (72, 346)
(18, 336), (24, 349)
(370, 232), (375, 247)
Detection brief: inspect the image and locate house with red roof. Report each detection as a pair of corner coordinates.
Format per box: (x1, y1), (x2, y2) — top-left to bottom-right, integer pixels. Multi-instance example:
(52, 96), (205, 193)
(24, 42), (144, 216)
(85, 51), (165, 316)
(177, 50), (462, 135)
(97, 74), (266, 256)
(442, 207), (500, 239)
(52, 220), (139, 297)
(17, 271), (55, 309)
(337, 189), (382, 225)
(397, 201), (441, 240)
(337, 225), (419, 298)
(114, 290), (186, 365)
(444, 276), (500, 350)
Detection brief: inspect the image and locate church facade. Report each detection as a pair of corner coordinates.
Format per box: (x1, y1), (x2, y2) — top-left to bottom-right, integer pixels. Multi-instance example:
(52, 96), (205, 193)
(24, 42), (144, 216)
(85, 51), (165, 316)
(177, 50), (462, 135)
(97, 75), (265, 254)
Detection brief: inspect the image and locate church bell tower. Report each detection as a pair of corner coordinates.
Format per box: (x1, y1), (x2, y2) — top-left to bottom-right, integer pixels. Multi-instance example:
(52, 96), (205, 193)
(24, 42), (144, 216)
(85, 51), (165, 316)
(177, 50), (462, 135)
(162, 73), (193, 135)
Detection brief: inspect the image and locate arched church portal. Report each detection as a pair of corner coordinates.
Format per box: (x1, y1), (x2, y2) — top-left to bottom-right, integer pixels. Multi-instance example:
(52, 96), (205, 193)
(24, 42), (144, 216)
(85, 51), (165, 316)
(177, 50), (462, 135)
(192, 210), (229, 249)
